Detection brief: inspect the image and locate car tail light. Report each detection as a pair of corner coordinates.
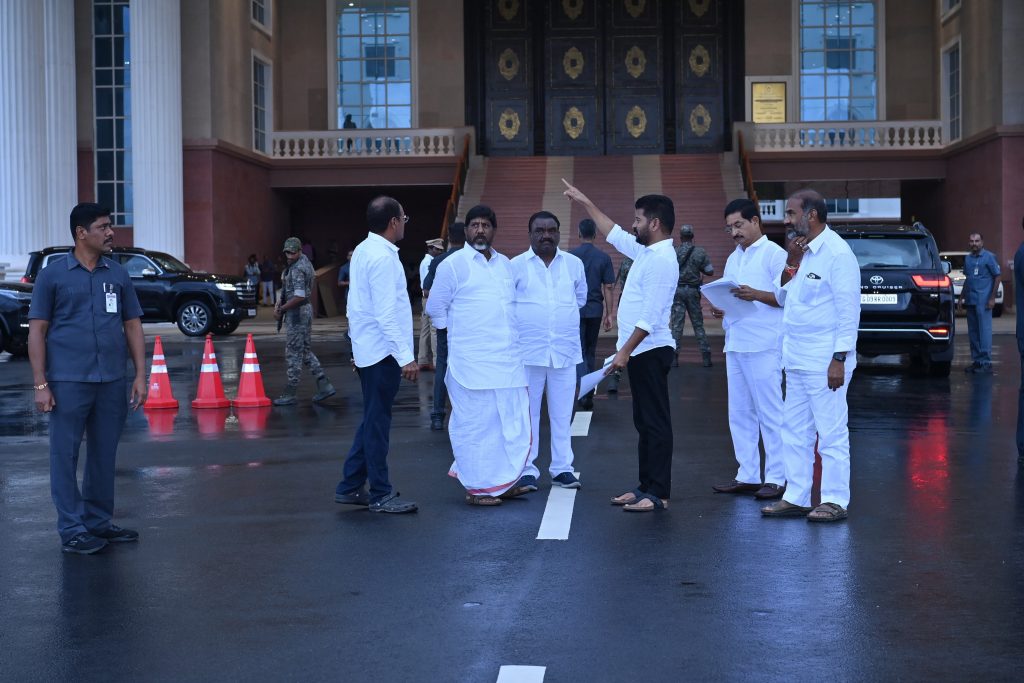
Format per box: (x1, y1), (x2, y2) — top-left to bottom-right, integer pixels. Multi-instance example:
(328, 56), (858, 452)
(20, 276), (31, 283)
(912, 274), (950, 288)
(928, 326), (950, 337)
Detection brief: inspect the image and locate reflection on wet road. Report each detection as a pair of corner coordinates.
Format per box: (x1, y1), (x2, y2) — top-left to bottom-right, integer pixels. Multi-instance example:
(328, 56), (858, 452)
(1, 333), (1022, 680)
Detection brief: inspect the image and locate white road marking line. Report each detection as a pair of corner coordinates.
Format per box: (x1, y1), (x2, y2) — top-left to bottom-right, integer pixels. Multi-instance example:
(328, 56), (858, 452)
(497, 665), (546, 683)
(536, 471), (580, 541)
(570, 411), (592, 436)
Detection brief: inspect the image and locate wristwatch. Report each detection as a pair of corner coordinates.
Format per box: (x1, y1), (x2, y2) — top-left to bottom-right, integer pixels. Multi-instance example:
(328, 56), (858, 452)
(832, 352), (847, 362)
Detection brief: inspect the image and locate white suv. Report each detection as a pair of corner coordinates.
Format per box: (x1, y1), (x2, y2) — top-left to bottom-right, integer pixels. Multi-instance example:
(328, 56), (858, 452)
(939, 251), (1004, 317)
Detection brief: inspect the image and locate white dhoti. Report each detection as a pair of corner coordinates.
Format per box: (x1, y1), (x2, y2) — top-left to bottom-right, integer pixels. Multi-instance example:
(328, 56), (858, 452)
(446, 376), (532, 496)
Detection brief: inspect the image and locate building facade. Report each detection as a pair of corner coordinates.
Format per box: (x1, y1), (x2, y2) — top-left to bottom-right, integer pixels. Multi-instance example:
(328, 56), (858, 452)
(0, 0), (1020, 298)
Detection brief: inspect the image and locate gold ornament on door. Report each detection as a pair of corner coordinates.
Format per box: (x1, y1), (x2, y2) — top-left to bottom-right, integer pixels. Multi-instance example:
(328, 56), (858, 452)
(499, 108), (522, 140)
(498, 48), (520, 81)
(562, 0), (583, 20)
(625, 46), (646, 79)
(689, 44), (711, 78)
(689, 0), (711, 18)
(626, 106), (647, 138)
(624, 0), (646, 19)
(689, 104), (711, 137)
(563, 47), (584, 80)
(498, 0), (520, 22)
(563, 106), (585, 140)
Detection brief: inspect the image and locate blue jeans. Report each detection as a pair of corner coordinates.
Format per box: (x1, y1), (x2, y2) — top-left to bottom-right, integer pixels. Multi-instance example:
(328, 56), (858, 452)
(431, 329), (448, 420)
(337, 356), (401, 503)
(966, 304), (993, 366)
(48, 380), (129, 542)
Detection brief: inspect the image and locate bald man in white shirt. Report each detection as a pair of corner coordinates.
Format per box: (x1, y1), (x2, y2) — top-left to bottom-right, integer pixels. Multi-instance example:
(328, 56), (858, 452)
(335, 196), (419, 514)
(563, 180), (679, 512)
(511, 211), (588, 492)
(425, 204), (532, 506)
(711, 198), (788, 501)
(762, 189), (860, 523)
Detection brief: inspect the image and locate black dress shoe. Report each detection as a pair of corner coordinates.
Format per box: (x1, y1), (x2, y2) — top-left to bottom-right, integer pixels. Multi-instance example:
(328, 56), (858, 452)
(430, 415), (444, 431)
(754, 483), (786, 500)
(577, 393), (594, 411)
(712, 480), (761, 494)
(761, 500), (812, 517)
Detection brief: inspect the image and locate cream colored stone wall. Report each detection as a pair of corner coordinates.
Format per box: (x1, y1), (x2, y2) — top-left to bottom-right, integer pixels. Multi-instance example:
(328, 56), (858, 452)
(941, 1), (1004, 137)
(181, 0), (212, 139)
(74, 0), (93, 145)
(416, 0), (465, 127)
(277, 0), (327, 131)
(744, 0), (793, 76)
(884, 0), (937, 119)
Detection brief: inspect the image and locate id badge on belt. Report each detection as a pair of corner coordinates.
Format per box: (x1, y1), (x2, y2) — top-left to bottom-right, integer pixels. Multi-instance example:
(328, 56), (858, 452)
(103, 283), (118, 313)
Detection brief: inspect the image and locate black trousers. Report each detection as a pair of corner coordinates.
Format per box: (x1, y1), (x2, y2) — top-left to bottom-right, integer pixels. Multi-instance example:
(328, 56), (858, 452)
(431, 328), (449, 419)
(578, 316), (602, 379)
(627, 346), (674, 499)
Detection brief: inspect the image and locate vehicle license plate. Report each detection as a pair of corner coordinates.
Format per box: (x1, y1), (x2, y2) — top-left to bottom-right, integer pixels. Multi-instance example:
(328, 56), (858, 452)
(247, 308), (257, 316)
(860, 294), (897, 305)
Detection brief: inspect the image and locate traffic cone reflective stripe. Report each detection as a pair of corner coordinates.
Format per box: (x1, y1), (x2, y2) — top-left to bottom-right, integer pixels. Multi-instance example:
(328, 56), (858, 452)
(232, 334), (271, 408)
(144, 336), (179, 409)
(192, 334), (230, 409)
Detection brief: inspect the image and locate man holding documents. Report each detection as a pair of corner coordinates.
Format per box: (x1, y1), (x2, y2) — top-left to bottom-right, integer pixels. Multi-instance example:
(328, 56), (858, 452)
(761, 190), (860, 523)
(425, 205), (532, 506)
(511, 211), (588, 491)
(707, 199), (788, 501)
(563, 180), (678, 512)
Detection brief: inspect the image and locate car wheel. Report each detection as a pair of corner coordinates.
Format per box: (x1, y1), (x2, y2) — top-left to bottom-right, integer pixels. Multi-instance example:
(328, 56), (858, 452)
(993, 303), (1003, 318)
(928, 360), (952, 378)
(176, 300), (213, 337)
(212, 319), (240, 335)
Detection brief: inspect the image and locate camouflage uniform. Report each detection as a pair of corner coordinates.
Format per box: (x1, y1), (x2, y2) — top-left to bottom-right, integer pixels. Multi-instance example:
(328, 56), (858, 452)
(281, 253), (324, 386)
(670, 243), (713, 355)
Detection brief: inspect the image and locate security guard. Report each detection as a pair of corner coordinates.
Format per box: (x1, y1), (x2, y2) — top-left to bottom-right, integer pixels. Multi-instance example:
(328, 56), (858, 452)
(273, 237), (336, 405)
(670, 224), (714, 367)
(28, 203), (148, 554)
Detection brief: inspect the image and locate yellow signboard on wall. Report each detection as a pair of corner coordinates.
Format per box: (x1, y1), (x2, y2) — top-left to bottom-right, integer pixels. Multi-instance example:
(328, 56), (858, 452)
(751, 82), (786, 123)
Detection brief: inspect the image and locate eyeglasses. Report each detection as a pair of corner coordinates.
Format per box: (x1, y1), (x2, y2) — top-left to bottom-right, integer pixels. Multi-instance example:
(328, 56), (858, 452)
(401, 215), (410, 223)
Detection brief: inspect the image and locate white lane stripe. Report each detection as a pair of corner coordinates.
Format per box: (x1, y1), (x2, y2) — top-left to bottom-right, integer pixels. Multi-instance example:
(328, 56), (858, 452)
(496, 666), (545, 683)
(570, 411), (592, 436)
(536, 471), (580, 541)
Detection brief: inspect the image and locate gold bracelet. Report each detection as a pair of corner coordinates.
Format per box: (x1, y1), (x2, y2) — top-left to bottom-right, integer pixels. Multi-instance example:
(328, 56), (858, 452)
(33, 382), (48, 390)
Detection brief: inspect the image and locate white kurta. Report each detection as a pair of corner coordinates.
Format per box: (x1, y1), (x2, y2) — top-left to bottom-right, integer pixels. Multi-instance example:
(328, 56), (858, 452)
(721, 235), (787, 486)
(425, 245), (530, 495)
(511, 248), (588, 478)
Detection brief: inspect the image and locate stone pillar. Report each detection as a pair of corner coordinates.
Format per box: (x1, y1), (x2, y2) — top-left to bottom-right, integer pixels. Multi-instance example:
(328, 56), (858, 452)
(45, 0), (79, 248)
(130, 0), (184, 259)
(0, 1), (47, 279)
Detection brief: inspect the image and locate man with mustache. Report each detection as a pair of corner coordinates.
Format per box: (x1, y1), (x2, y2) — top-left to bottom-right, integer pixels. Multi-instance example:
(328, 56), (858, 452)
(562, 180), (679, 512)
(28, 203), (148, 554)
(710, 198), (787, 501)
(425, 205), (532, 505)
(511, 211), (588, 492)
(762, 189), (860, 522)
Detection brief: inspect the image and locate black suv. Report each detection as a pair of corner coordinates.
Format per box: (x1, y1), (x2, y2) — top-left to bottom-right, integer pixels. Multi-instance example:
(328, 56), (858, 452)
(0, 281), (32, 356)
(23, 247), (257, 337)
(834, 223), (955, 377)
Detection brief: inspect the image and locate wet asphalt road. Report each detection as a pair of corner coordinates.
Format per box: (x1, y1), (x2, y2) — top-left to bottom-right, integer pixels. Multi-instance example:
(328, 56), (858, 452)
(1, 324), (1023, 682)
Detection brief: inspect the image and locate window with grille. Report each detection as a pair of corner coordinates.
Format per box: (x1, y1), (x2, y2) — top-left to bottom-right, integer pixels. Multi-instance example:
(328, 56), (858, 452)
(945, 43), (961, 141)
(93, 0), (132, 226)
(799, 1), (878, 122)
(253, 56), (271, 153)
(335, 1), (412, 130)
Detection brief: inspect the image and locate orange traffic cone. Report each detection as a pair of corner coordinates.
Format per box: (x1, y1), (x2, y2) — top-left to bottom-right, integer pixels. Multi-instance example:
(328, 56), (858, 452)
(191, 334), (230, 409)
(232, 334), (271, 408)
(144, 336), (179, 409)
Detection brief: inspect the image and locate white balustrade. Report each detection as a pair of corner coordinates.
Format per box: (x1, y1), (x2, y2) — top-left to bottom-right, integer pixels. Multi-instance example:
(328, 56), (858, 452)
(270, 127), (474, 159)
(752, 120), (943, 152)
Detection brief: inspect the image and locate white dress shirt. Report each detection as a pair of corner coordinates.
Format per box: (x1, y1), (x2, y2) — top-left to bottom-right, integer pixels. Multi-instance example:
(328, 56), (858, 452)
(418, 253), (432, 289)
(425, 244), (526, 389)
(606, 225), (678, 355)
(511, 247), (588, 368)
(779, 226), (861, 372)
(721, 235), (787, 353)
(347, 231), (415, 368)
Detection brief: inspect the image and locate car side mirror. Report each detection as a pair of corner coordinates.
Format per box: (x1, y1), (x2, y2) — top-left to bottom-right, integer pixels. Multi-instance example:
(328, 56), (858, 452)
(941, 261), (951, 274)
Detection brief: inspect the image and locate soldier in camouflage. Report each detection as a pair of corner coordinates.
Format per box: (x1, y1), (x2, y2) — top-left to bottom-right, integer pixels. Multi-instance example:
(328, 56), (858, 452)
(670, 224), (715, 367)
(273, 237), (336, 405)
